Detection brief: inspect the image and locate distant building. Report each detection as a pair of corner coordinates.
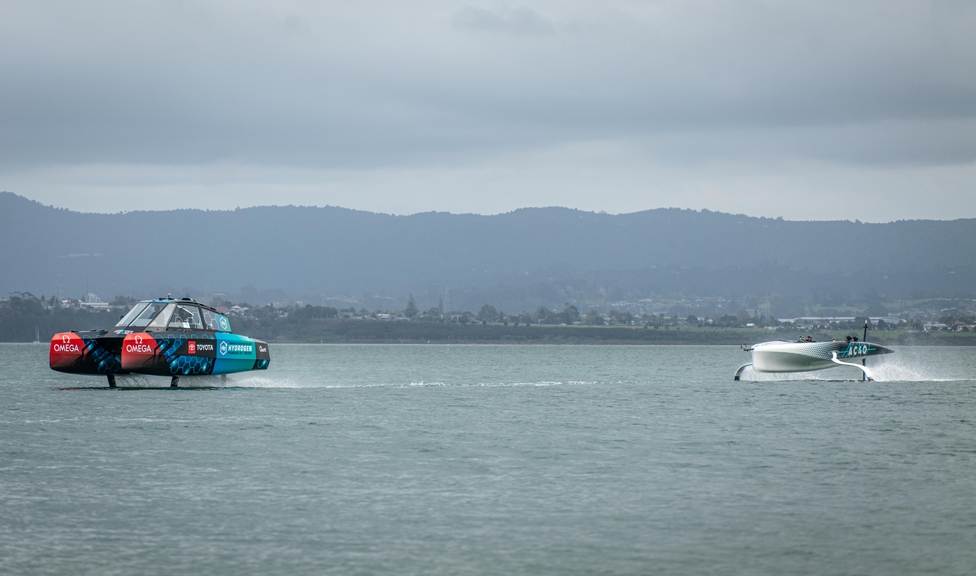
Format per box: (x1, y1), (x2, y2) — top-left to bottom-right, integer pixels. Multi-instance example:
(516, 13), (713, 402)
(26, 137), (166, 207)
(80, 292), (109, 309)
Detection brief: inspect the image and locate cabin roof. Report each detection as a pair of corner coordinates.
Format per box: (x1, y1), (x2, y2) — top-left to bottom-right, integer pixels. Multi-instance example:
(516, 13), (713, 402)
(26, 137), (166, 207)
(141, 297), (219, 314)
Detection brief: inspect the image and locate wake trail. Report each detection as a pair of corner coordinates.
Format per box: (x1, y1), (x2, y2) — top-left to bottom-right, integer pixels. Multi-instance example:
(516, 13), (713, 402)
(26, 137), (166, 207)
(739, 357), (964, 383)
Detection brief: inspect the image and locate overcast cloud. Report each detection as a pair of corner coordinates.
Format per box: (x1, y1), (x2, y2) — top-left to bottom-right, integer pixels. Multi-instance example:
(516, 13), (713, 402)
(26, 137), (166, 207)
(1, 0), (974, 220)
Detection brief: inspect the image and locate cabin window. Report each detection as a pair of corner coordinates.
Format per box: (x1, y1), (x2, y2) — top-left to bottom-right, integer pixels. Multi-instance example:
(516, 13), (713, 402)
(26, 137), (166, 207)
(146, 303), (176, 330)
(202, 309), (220, 331)
(168, 304), (204, 330)
(130, 302), (168, 328)
(116, 302), (148, 327)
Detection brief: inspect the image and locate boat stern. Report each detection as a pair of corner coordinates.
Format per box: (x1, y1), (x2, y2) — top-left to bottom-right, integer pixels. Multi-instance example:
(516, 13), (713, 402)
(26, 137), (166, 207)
(50, 331), (125, 375)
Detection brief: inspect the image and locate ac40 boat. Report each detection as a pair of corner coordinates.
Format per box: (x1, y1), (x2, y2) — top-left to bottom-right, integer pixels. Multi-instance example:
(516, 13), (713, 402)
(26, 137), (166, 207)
(734, 338), (892, 381)
(50, 297), (270, 387)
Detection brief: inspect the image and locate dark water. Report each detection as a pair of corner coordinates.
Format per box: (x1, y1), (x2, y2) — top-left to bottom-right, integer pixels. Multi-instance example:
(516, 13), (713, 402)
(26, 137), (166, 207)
(2, 344), (976, 575)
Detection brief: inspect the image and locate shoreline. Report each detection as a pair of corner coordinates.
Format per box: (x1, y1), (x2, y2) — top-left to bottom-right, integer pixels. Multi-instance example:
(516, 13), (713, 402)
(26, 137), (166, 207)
(7, 327), (975, 346)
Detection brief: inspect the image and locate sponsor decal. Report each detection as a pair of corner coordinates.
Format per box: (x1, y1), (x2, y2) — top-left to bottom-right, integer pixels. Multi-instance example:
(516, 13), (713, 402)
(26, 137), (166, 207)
(218, 340), (254, 357)
(841, 342), (871, 358)
(218, 316), (230, 331)
(125, 334), (153, 354)
(258, 345), (267, 353)
(114, 329), (132, 335)
(52, 334), (80, 353)
(183, 341), (214, 356)
(121, 333), (158, 371)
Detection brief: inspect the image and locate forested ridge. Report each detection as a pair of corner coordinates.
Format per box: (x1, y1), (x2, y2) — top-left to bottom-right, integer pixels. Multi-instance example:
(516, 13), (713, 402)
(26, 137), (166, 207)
(3, 192), (975, 311)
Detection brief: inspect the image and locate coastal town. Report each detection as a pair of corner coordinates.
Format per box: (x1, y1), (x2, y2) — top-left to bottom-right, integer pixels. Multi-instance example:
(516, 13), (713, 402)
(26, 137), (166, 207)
(3, 290), (974, 344)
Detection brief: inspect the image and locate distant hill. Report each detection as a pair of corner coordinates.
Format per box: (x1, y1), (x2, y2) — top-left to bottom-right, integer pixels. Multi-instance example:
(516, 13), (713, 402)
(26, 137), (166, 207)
(2, 192), (974, 311)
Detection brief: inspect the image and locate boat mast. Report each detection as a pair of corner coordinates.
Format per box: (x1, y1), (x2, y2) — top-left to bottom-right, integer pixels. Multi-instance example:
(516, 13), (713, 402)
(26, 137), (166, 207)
(862, 320), (868, 381)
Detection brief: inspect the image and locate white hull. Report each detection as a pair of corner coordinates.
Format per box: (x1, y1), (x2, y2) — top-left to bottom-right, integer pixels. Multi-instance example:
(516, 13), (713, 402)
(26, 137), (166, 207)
(753, 349), (835, 372)
(734, 340), (893, 380)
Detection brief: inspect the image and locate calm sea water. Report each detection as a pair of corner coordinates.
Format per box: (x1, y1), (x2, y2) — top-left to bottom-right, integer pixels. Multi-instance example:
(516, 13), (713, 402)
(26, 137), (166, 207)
(2, 343), (976, 575)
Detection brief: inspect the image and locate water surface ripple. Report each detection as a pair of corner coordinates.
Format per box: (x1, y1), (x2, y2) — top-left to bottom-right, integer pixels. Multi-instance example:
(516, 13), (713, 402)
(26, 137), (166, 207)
(2, 344), (975, 575)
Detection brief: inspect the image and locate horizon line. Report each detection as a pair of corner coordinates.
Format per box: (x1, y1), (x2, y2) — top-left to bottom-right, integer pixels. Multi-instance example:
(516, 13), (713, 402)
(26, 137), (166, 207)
(2, 191), (967, 225)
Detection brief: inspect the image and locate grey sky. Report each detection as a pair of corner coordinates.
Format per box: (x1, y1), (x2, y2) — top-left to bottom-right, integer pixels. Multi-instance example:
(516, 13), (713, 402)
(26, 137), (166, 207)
(1, 0), (974, 220)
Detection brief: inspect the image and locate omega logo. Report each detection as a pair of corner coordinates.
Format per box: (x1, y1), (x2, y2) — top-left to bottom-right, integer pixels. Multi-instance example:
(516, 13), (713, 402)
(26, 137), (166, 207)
(125, 334), (153, 354)
(52, 334), (80, 353)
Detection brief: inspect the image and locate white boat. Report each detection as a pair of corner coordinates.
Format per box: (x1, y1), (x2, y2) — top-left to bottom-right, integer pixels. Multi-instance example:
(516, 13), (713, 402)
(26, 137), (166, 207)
(734, 339), (893, 381)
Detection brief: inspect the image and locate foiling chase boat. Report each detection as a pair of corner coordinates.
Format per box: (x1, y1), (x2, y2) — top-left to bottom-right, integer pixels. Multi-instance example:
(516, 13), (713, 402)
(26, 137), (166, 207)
(50, 297), (270, 387)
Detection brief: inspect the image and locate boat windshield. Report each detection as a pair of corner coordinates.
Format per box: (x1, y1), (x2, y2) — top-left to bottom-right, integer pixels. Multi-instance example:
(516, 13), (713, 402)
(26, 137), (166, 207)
(146, 303), (176, 330)
(116, 302), (148, 327)
(124, 301), (171, 328)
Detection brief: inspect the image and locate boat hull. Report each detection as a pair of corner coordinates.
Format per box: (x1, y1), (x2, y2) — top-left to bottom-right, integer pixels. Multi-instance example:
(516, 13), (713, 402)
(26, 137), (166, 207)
(52, 330), (270, 378)
(751, 340), (893, 373)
